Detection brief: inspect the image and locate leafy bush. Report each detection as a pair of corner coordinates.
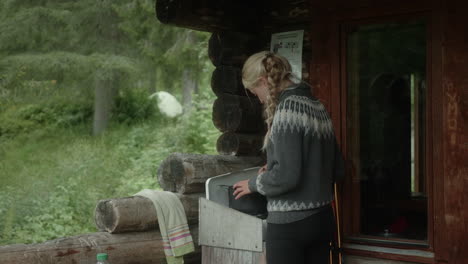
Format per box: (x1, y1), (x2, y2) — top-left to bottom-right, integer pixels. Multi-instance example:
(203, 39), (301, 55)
(175, 90), (220, 154)
(0, 116), (38, 138)
(0, 179), (97, 244)
(0, 100), (93, 139)
(0, 88), (221, 246)
(18, 101), (93, 126)
(112, 88), (159, 124)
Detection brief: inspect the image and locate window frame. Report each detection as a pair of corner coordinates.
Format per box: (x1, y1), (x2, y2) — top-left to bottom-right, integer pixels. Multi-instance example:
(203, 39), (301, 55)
(336, 13), (435, 261)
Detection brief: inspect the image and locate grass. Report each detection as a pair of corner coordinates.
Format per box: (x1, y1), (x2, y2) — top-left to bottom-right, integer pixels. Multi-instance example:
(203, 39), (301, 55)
(0, 90), (220, 245)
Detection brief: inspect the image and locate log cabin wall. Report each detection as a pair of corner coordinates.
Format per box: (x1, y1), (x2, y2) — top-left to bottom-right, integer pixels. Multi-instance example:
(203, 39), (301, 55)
(208, 31), (267, 156)
(155, 0), (467, 263)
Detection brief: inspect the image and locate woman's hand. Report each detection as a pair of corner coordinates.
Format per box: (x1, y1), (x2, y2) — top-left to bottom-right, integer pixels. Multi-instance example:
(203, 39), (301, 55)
(258, 164), (267, 174)
(232, 180), (252, 200)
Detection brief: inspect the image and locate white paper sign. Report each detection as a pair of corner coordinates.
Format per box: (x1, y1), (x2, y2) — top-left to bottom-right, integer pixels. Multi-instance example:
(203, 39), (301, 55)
(270, 30), (304, 80)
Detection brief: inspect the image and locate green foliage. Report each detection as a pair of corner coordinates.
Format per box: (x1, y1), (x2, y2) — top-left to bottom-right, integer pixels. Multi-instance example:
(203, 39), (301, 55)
(0, 0), (218, 247)
(17, 101), (93, 126)
(175, 90), (220, 154)
(113, 88), (158, 125)
(0, 89), (220, 245)
(0, 52), (140, 88)
(0, 116), (38, 139)
(0, 99), (93, 138)
(1, 178), (97, 244)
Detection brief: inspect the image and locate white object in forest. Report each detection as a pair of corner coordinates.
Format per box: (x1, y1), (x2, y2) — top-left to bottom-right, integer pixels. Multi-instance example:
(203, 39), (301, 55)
(149, 91), (183, 118)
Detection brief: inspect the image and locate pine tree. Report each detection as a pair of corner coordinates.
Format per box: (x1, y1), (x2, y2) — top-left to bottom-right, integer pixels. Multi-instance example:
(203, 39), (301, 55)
(0, 0), (211, 133)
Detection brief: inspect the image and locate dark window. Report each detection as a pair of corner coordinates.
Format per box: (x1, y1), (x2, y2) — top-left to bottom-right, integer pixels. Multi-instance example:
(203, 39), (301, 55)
(346, 21), (427, 241)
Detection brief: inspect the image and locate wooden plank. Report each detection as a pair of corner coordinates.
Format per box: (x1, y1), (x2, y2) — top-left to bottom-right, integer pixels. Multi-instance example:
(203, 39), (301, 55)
(202, 246), (213, 264)
(440, 1), (468, 264)
(430, 0), (446, 261)
(344, 243), (434, 259)
(202, 246), (264, 264)
(344, 254), (426, 264)
(199, 198), (263, 252)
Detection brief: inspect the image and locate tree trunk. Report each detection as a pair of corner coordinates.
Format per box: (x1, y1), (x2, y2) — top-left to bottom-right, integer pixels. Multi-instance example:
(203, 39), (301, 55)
(149, 67), (157, 94)
(157, 153), (265, 194)
(182, 69), (196, 111)
(0, 228), (200, 264)
(94, 193), (203, 233)
(212, 94), (265, 133)
(216, 132), (264, 156)
(92, 75), (117, 136)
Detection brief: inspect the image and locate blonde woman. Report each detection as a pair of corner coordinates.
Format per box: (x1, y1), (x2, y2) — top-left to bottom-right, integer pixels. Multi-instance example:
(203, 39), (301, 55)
(233, 51), (344, 264)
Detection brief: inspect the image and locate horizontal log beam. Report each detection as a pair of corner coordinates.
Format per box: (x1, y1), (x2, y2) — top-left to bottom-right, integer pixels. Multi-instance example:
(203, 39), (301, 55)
(264, 0), (312, 28)
(157, 153), (264, 193)
(217, 132), (264, 156)
(0, 227), (200, 264)
(94, 193), (203, 233)
(156, 0), (263, 32)
(208, 32), (266, 67)
(156, 0), (312, 32)
(211, 66), (253, 97)
(212, 94), (265, 133)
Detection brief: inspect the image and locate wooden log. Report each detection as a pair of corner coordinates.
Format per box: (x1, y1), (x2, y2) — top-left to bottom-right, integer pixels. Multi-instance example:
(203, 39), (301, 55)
(211, 66), (254, 97)
(157, 153), (265, 193)
(0, 227), (200, 264)
(208, 32), (266, 67)
(94, 193), (203, 234)
(155, 0), (262, 32)
(263, 1), (312, 29)
(212, 94), (265, 133)
(216, 132), (264, 156)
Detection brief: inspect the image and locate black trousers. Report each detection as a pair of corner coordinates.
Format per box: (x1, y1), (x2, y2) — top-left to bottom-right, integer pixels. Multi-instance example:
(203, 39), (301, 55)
(266, 206), (334, 264)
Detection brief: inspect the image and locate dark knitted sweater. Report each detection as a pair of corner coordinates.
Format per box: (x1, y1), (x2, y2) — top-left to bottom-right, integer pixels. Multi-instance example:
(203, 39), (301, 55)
(248, 83), (345, 224)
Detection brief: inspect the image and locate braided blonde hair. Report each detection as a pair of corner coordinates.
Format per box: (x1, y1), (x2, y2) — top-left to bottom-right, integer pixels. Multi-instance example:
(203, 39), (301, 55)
(242, 51), (295, 150)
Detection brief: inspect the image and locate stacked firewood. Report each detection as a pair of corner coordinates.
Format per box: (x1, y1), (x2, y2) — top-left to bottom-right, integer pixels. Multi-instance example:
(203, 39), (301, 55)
(92, 153), (264, 262)
(209, 31), (268, 157)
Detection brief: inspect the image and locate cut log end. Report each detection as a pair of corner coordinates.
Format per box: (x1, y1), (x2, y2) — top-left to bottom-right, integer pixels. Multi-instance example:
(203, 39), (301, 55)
(94, 194), (202, 234)
(216, 132), (264, 156)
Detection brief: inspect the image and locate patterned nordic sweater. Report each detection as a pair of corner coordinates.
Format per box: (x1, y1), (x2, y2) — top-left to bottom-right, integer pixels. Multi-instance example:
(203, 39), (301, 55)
(248, 83), (345, 224)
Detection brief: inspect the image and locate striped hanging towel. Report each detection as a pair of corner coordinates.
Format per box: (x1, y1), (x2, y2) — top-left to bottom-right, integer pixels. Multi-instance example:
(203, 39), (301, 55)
(134, 189), (195, 264)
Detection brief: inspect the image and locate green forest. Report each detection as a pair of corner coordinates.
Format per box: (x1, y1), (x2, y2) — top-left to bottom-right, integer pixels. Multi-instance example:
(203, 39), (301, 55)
(0, 0), (219, 245)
